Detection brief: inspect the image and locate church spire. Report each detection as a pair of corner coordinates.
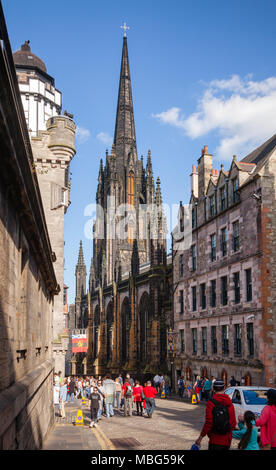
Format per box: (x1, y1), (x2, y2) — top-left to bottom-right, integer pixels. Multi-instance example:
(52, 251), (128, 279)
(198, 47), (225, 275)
(113, 35), (137, 166)
(76, 240), (86, 271)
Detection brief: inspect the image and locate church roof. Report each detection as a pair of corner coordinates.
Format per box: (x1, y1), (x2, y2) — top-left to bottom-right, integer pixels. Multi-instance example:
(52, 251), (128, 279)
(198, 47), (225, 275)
(113, 36), (137, 164)
(13, 40), (47, 73)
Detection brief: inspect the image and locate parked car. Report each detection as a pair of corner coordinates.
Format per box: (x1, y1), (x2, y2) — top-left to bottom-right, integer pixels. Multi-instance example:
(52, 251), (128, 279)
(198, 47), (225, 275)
(224, 386), (270, 434)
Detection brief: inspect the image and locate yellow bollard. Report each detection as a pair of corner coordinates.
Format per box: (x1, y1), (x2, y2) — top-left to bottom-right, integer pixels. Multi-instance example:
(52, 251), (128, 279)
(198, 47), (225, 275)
(81, 397), (86, 406)
(161, 390), (166, 399)
(192, 394), (197, 405)
(75, 409), (84, 426)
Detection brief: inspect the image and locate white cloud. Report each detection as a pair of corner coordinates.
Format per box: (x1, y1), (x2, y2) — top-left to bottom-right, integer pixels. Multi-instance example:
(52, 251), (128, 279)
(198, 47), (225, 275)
(96, 132), (113, 146)
(153, 75), (276, 159)
(76, 126), (91, 144)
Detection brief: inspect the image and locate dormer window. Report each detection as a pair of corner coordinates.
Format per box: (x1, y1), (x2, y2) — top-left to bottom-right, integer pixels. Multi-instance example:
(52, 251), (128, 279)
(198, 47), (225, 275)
(209, 195), (215, 217)
(232, 177), (239, 203)
(220, 186), (226, 211)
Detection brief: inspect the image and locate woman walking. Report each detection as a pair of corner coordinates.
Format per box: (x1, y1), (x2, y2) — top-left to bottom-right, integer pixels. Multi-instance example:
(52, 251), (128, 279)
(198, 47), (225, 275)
(133, 380), (144, 416)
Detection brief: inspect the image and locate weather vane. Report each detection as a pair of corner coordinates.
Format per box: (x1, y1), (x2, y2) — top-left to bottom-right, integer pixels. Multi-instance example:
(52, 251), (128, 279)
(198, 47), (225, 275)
(121, 22), (130, 37)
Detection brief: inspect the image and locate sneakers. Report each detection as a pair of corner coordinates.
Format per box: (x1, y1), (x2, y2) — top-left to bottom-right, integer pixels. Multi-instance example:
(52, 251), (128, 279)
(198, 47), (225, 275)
(93, 422), (98, 428)
(89, 421), (94, 428)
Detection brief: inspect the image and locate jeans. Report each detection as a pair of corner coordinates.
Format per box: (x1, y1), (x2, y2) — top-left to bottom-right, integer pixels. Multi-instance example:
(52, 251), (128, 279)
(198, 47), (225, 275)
(106, 403), (114, 418)
(84, 387), (90, 399)
(97, 401), (103, 420)
(66, 392), (74, 403)
(179, 388), (184, 398)
(204, 390), (210, 401)
(165, 385), (170, 396)
(146, 398), (155, 416)
(116, 391), (121, 408)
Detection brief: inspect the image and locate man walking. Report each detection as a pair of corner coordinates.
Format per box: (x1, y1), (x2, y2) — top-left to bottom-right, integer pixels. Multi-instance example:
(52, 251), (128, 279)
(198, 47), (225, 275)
(195, 380), (236, 450)
(122, 378), (134, 417)
(59, 380), (67, 419)
(102, 374), (116, 418)
(143, 380), (157, 418)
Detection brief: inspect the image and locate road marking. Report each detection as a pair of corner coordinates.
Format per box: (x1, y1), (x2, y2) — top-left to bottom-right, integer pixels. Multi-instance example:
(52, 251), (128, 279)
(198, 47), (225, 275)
(92, 426), (116, 450)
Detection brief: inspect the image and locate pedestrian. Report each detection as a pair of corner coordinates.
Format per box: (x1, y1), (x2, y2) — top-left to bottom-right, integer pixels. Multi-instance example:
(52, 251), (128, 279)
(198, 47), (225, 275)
(102, 374), (116, 418)
(59, 379), (67, 419)
(133, 380), (144, 416)
(58, 371), (62, 385)
(115, 377), (122, 409)
(66, 377), (76, 403)
(193, 375), (203, 402)
(96, 379), (105, 421)
(126, 373), (135, 387)
(202, 377), (212, 401)
(89, 385), (102, 428)
(118, 374), (123, 385)
(122, 378), (133, 417)
(187, 382), (192, 400)
(255, 388), (276, 450)
(153, 374), (161, 393)
(195, 380), (236, 450)
(210, 376), (216, 398)
(228, 376), (237, 387)
(178, 376), (185, 399)
(84, 377), (91, 399)
(232, 411), (259, 450)
(143, 380), (157, 418)
(164, 374), (171, 396)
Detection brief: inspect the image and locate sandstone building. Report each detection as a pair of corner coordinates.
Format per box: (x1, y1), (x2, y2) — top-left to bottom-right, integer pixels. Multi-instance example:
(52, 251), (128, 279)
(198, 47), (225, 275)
(73, 35), (173, 378)
(0, 4), (58, 449)
(173, 141), (276, 388)
(13, 39), (76, 376)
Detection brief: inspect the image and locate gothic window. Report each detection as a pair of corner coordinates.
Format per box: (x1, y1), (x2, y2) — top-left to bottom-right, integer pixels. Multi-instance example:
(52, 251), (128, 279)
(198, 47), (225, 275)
(106, 302), (114, 362)
(128, 171), (135, 243)
(179, 254), (184, 277)
(128, 171), (134, 207)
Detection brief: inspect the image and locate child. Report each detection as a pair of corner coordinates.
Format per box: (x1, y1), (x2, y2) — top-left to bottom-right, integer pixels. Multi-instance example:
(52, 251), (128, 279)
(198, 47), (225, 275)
(232, 411), (259, 450)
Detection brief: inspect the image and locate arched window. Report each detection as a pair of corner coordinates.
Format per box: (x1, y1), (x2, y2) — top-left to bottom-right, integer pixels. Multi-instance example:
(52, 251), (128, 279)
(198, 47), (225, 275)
(128, 171), (135, 244)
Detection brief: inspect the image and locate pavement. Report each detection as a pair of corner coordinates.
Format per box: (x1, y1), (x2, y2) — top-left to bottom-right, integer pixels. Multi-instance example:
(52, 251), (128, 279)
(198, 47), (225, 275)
(42, 395), (239, 451)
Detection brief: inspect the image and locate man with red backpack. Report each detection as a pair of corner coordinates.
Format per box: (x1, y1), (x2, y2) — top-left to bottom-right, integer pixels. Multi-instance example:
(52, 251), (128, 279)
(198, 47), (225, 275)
(195, 380), (236, 450)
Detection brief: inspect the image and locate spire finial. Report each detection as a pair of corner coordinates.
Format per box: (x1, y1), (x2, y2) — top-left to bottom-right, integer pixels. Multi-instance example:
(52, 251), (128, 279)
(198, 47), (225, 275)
(121, 22), (130, 37)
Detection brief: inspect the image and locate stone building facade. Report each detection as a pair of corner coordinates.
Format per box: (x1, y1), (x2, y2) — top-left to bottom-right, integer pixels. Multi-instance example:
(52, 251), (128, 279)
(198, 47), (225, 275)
(173, 140), (276, 388)
(0, 4), (58, 449)
(74, 36), (173, 379)
(13, 41), (76, 376)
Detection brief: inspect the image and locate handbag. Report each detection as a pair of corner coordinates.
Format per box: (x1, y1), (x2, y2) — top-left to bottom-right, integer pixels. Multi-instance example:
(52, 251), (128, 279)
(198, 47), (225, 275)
(261, 430), (276, 450)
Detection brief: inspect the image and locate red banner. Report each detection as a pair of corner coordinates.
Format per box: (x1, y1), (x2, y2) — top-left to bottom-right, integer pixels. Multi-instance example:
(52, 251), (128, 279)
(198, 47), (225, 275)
(72, 334), (87, 353)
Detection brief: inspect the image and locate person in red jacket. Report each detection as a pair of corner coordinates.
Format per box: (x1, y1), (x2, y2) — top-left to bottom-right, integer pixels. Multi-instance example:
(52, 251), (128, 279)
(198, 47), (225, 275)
(195, 380), (236, 450)
(143, 380), (157, 418)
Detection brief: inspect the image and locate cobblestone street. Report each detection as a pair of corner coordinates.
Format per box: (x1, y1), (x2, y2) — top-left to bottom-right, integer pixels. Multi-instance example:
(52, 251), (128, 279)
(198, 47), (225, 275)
(43, 397), (239, 451)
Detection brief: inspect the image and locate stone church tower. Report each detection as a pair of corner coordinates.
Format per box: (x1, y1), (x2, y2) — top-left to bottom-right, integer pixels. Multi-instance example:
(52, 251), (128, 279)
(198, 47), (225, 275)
(13, 42), (76, 376)
(92, 36), (165, 289)
(83, 33), (171, 378)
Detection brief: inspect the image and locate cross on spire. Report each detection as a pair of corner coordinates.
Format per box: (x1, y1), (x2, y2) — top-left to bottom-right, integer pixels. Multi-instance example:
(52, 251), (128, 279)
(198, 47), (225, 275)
(121, 22), (130, 37)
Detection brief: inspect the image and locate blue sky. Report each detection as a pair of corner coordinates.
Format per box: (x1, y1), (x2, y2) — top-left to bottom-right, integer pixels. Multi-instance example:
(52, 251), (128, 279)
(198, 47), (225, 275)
(3, 0), (276, 303)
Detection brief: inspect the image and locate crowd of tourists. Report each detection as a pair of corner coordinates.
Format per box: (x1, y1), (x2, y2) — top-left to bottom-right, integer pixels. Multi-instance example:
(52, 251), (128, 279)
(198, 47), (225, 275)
(53, 372), (162, 428)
